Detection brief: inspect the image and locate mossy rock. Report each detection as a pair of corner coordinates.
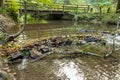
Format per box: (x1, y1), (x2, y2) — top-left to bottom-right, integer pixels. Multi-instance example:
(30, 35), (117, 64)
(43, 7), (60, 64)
(0, 70), (12, 80)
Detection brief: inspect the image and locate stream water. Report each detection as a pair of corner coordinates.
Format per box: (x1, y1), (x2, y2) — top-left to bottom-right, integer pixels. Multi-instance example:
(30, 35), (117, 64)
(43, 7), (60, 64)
(9, 21), (120, 80)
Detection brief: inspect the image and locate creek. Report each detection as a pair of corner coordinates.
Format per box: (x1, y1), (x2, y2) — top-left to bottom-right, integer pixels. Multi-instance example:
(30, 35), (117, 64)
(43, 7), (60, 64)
(9, 21), (120, 80)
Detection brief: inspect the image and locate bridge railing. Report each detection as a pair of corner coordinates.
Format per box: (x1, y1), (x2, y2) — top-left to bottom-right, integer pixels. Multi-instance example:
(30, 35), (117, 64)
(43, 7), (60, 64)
(4, 1), (116, 14)
(4, 1), (90, 13)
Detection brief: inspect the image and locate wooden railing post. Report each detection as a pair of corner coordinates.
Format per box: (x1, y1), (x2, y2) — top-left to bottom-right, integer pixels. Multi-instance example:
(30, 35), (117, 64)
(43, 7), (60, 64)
(87, 5), (90, 12)
(10, 2), (12, 8)
(19, 0), (22, 17)
(24, 1), (27, 26)
(37, 3), (40, 15)
(1, 0), (4, 7)
(62, 4), (65, 14)
(76, 5), (78, 14)
(0, 0), (5, 14)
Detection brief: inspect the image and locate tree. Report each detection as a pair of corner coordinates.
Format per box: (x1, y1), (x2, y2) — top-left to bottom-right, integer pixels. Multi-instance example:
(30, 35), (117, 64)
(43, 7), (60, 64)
(116, 0), (120, 13)
(86, 0), (113, 13)
(0, 0), (4, 8)
(53, 0), (86, 5)
(0, 0), (26, 44)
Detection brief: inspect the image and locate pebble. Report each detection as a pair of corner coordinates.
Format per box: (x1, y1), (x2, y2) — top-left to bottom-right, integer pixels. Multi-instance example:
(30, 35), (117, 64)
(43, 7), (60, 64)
(13, 72), (17, 76)
(7, 69), (11, 73)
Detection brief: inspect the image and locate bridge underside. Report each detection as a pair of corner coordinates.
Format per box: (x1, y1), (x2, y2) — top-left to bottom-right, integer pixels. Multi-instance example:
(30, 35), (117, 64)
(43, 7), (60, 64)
(19, 9), (74, 20)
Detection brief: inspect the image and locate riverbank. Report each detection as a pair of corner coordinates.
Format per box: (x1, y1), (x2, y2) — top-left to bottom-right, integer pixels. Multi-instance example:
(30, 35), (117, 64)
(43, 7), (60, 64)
(24, 13), (120, 25)
(73, 13), (120, 25)
(0, 14), (16, 28)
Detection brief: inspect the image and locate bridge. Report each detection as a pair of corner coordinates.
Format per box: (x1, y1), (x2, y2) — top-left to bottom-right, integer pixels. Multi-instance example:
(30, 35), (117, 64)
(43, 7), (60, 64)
(3, 1), (115, 19)
(4, 1), (91, 16)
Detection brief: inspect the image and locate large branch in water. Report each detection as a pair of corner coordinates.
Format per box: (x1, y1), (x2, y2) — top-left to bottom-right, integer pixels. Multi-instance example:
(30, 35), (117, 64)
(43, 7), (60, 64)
(6, 25), (25, 42)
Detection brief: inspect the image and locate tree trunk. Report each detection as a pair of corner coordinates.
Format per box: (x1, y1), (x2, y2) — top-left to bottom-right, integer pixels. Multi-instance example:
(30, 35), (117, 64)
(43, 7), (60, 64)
(107, 7), (110, 13)
(0, 0), (4, 8)
(99, 7), (102, 13)
(116, 0), (120, 13)
(6, 1), (27, 42)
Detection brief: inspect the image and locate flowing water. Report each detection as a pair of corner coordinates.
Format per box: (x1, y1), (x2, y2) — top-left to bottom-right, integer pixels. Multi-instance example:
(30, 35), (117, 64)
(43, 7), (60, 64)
(9, 21), (120, 80)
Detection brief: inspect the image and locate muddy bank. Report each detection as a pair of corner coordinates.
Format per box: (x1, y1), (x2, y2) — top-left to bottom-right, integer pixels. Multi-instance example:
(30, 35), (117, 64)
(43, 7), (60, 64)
(0, 14), (15, 29)
(0, 14), (17, 80)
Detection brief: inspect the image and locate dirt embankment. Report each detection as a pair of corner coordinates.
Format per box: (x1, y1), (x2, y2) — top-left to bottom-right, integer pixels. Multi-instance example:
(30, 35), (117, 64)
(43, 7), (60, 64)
(0, 14), (15, 28)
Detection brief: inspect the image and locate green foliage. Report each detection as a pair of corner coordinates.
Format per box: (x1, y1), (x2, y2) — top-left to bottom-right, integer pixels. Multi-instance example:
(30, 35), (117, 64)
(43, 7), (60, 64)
(54, 0), (86, 5)
(20, 14), (47, 24)
(5, 0), (19, 21)
(86, 0), (113, 6)
(6, 9), (18, 21)
(0, 7), (6, 14)
(74, 13), (120, 24)
(76, 13), (97, 21)
(86, 0), (114, 13)
(101, 13), (120, 24)
(0, 31), (6, 41)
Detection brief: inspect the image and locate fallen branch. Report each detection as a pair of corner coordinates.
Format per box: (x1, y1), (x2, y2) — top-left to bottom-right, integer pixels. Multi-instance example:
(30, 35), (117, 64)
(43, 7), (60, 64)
(105, 48), (120, 57)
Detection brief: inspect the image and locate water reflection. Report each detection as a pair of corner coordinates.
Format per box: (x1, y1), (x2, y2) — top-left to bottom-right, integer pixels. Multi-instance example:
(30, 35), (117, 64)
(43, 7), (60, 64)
(53, 58), (120, 80)
(54, 60), (85, 80)
(10, 56), (120, 80)
(9, 21), (116, 39)
(17, 33), (27, 43)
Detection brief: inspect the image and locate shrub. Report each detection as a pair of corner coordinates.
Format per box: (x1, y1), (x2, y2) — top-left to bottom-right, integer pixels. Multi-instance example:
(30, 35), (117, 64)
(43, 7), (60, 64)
(101, 13), (120, 24)
(5, 0), (19, 22)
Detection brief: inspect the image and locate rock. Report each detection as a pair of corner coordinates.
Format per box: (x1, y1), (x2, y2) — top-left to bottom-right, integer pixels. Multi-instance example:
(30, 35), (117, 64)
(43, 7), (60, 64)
(84, 37), (99, 42)
(71, 41), (77, 45)
(58, 40), (72, 46)
(90, 20), (102, 24)
(40, 47), (50, 54)
(77, 30), (86, 33)
(80, 40), (86, 45)
(102, 31), (110, 34)
(0, 58), (3, 67)
(40, 46), (50, 53)
(30, 49), (42, 59)
(6, 69), (11, 73)
(8, 51), (23, 62)
(101, 41), (107, 46)
(0, 72), (7, 80)
(2, 67), (9, 71)
(13, 72), (17, 76)
(18, 58), (28, 70)
(77, 30), (98, 34)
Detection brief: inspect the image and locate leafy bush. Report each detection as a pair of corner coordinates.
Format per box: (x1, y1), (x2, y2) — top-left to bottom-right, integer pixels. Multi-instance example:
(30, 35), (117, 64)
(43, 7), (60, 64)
(0, 7), (6, 14)
(74, 13), (120, 24)
(6, 8), (18, 22)
(76, 13), (98, 21)
(5, 0), (19, 22)
(101, 13), (120, 24)
(20, 14), (47, 24)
